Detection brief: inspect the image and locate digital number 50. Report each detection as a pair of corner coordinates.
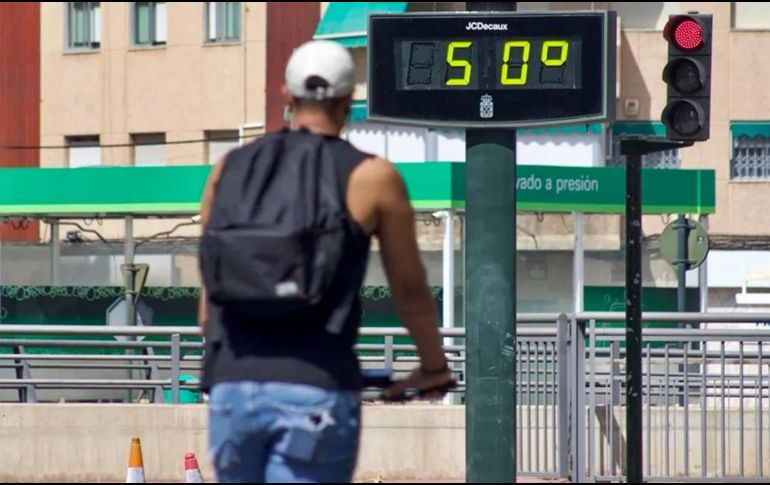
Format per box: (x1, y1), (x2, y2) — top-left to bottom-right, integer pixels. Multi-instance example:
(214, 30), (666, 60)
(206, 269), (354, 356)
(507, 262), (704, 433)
(445, 40), (569, 86)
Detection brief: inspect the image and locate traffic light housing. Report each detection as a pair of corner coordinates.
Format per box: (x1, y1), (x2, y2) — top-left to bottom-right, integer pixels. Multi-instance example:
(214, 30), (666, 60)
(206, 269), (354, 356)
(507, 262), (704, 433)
(661, 14), (712, 141)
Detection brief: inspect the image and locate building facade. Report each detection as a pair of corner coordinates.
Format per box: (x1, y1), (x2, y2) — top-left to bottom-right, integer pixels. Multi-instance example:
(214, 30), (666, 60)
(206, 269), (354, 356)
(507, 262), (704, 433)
(11, 2), (319, 287)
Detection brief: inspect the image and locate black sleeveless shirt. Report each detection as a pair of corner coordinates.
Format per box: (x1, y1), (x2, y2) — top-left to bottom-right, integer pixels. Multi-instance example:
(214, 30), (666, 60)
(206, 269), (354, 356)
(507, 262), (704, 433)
(201, 135), (371, 391)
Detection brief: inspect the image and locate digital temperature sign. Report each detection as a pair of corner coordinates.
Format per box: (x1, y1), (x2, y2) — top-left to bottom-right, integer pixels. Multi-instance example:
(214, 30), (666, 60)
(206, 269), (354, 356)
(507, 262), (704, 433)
(368, 12), (616, 128)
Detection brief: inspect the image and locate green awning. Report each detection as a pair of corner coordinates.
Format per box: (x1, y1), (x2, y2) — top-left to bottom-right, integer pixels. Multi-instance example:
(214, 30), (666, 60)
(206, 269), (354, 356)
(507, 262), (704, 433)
(0, 166), (208, 218)
(0, 163), (715, 217)
(613, 121), (667, 137)
(0, 163), (463, 217)
(514, 165), (715, 215)
(313, 2), (407, 48)
(349, 100), (367, 122)
(731, 122), (770, 139)
(398, 162), (464, 210)
(522, 124), (604, 135)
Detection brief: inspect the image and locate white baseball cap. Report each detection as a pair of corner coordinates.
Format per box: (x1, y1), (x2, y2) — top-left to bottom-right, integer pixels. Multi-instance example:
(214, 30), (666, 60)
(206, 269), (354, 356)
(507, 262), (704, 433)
(285, 40), (355, 100)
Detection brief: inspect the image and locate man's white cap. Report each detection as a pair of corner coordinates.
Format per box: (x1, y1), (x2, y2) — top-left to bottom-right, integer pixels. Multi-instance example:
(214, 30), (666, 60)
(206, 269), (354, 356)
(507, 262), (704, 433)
(285, 40), (355, 100)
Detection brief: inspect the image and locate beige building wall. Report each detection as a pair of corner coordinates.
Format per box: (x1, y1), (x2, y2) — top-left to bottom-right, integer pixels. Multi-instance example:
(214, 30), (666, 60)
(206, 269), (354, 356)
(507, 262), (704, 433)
(41, 2), (267, 167)
(40, 2), (268, 241)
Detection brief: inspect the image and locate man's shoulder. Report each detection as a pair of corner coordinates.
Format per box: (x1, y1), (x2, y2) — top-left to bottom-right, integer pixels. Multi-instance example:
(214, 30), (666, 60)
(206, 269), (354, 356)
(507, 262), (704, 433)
(350, 155), (401, 184)
(348, 156), (408, 215)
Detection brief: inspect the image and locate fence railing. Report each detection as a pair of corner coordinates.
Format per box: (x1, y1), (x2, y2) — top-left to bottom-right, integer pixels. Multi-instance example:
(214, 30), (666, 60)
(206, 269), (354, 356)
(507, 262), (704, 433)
(2, 312), (770, 482)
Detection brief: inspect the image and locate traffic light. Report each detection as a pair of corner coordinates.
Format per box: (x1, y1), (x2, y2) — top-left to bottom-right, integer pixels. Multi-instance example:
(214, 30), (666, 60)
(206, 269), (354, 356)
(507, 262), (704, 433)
(661, 14), (712, 141)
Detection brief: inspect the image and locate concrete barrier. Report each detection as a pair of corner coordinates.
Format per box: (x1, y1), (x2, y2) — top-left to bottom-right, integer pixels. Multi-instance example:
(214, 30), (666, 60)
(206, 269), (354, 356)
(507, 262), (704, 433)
(0, 404), (211, 483)
(3, 403), (766, 482)
(0, 403), (465, 482)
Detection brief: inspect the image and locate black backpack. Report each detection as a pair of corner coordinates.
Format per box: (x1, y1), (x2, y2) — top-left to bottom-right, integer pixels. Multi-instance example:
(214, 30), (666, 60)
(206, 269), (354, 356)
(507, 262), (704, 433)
(199, 128), (350, 317)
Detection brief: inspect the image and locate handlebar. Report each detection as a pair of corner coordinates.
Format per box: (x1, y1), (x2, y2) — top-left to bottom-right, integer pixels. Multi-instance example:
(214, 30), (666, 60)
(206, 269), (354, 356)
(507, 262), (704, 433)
(361, 368), (457, 402)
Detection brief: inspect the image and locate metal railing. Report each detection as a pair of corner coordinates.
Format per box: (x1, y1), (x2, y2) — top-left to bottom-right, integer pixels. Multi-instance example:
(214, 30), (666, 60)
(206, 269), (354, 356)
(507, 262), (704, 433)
(0, 325), (467, 405)
(2, 312), (770, 482)
(572, 312), (770, 483)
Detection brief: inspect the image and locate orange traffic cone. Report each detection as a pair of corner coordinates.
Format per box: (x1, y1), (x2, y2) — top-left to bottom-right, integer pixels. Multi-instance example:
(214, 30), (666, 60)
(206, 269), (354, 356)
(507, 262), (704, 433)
(185, 452), (204, 483)
(126, 437), (146, 483)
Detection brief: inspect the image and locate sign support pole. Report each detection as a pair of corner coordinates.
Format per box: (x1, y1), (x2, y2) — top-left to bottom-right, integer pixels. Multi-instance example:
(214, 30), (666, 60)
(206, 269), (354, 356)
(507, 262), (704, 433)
(465, 3), (517, 483)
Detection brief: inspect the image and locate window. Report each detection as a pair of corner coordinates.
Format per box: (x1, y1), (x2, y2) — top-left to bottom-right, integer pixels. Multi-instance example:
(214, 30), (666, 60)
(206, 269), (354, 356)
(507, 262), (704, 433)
(207, 2), (241, 42)
(609, 2), (681, 30)
(133, 2), (167, 46)
(67, 136), (101, 168)
(733, 3), (770, 30)
(68, 2), (101, 49)
(610, 122), (681, 169)
(132, 133), (166, 166)
(609, 138), (681, 169)
(206, 131), (239, 164)
(732, 133), (770, 180)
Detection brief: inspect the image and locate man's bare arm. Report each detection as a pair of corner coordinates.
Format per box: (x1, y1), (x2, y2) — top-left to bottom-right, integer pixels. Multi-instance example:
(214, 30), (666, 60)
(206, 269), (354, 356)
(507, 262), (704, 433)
(348, 158), (450, 397)
(373, 162), (447, 371)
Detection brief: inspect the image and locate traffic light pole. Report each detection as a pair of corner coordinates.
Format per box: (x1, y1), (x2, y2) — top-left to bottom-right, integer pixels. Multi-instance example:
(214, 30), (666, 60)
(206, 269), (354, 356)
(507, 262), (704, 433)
(621, 137), (692, 483)
(625, 150), (644, 484)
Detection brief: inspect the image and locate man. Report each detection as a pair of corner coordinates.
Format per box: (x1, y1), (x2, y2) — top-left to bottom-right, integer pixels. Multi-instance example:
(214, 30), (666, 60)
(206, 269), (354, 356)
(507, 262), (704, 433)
(198, 40), (452, 483)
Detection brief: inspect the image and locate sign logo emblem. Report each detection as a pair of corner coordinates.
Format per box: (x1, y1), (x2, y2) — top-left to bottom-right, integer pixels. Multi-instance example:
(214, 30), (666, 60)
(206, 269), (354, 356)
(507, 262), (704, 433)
(480, 94), (494, 119)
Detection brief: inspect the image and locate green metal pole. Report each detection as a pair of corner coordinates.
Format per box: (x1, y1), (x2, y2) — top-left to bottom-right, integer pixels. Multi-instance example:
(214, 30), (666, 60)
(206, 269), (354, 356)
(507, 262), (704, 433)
(465, 127), (517, 483)
(464, 4), (517, 482)
(676, 214), (689, 313)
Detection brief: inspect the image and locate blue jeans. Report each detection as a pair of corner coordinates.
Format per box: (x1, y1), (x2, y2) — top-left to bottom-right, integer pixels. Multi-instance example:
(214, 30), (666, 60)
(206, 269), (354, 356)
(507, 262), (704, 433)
(208, 381), (361, 483)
